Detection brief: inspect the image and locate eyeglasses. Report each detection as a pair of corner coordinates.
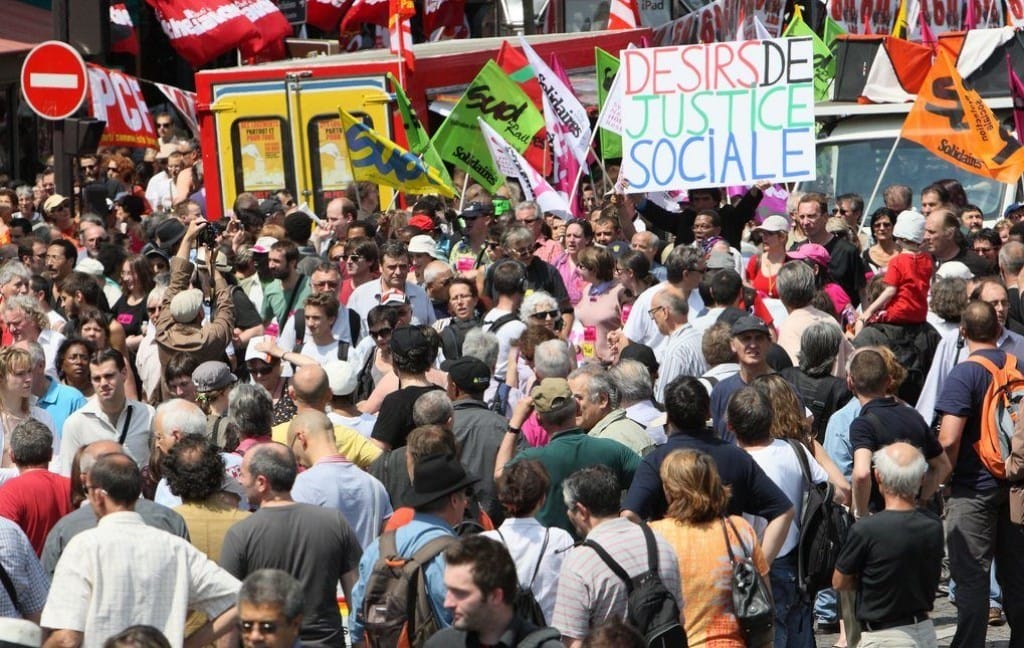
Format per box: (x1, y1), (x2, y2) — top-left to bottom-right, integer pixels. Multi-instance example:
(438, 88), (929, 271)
(508, 247), (533, 257)
(346, 255), (364, 262)
(872, 222), (893, 229)
(330, 255), (345, 263)
(648, 305), (665, 318)
(248, 364), (275, 377)
(485, 241), (500, 249)
(518, 217), (541, 224)
(530, 309), (560, 320)
(107, 167), (118, 173)
(147, 306), (158, 315)
(238, 621), (279, 634)
(369, 327), (393, 339)
(156, 122), (173, 129)
(80, 164), (95, 171)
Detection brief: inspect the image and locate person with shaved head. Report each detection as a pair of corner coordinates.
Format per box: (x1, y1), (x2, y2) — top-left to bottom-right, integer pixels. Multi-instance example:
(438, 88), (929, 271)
(219, 442), (362, 647)
(288, 410), (391, 548)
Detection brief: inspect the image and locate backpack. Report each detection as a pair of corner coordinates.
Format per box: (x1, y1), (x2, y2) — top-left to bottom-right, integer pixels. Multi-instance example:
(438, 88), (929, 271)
(583, 525), (688, 648)
(496, 527), (550, 627)
(440, 318), (480, 361)
(720, 516), (774, 647)
(853, 321), (940, 406)
(291, 308), (359, 361)
(360, 530), (457, 648)
(786, 439), (853, 599)
(966, 352), (1024, 481)
(487, 313), (521, 334)
(780, 367), (851, 444)
(488, 380), (512, 416)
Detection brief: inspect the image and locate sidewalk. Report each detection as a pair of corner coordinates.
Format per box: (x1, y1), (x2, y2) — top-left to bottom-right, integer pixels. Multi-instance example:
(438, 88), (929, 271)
(815, 596), (1012, 647)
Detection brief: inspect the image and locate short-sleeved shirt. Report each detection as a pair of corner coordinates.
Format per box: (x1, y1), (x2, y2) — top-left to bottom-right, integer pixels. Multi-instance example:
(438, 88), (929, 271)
(0, 470), (72, 555)
(371, 385), (445, 450)
(622, 430), (792, 523)
(291, 455), (393, 549)
(835, 509), (943, 624)
(510, 429), (640, 536)
(934, 348), (1007, 491)
(0, 517), (49, 619)
(551, 517), (682, 639)
(219, 503), (362, 647)
(850, 397), (943, 511)
(881, 252), (933, 325)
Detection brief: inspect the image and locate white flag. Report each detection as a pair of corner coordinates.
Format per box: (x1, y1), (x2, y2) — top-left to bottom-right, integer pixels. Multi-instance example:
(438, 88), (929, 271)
(517, 36), (591, 167)
(478, 118), (572, 219)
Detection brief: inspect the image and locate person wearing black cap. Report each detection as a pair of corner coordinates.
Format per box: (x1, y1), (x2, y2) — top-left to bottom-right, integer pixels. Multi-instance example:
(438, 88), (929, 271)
(708, 315), (774, 441)
(370, 326), (444, 452)
(449, 202), (495, 274)
(350, 453), (478, 646)
(444, 356), (508, 524)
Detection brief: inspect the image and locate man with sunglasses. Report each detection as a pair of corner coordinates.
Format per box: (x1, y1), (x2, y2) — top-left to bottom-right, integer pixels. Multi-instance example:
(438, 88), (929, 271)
(153, 112), (177, 145)
(618, 245), (706, 352)
(515, 201), (563, 264)
(449, 202), (494, 276)
(238, 570), (304, 648)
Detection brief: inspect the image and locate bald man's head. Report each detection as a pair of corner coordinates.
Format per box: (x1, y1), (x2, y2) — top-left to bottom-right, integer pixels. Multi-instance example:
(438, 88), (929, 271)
(290, 365), (330, 407)
(873, 441), (927, 500)
(79, 440), (124, 476)
(288, 410), (334, 445)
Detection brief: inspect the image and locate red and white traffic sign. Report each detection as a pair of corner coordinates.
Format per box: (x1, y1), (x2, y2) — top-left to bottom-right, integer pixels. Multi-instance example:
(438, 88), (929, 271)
(20, 40), (88, 121)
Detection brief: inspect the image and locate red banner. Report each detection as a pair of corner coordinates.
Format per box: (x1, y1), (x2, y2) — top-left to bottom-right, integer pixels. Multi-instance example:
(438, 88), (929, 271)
(237, 0), (293, 62)
(154, 82), (199, 135)
(307, 0), (350, 30)
(340, 0), (389, 31)
(86, 64), (158, 148)
(145, 0), (259, 67)
(110, 3), (139, 56)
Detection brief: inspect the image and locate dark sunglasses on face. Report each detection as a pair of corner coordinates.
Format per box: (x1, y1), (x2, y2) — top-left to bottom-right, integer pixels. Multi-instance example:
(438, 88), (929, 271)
(531, 309), (560, 320)
(485, 241), (500, 248)
(238, 620), (279, 634)
(248, 363), (275, 377)
(370, 327), (393, 339)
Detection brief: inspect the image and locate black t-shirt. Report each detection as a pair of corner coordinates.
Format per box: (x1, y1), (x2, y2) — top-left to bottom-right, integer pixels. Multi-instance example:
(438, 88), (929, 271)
(371, 384), (444, 449)
(230, 286), (262, 329)
(849, 397), (943, 511)
(483, 258), (572, 313)
(835, 509), (943, 624)
(824, 235), (866, 307)
(112, 295), (148, 337)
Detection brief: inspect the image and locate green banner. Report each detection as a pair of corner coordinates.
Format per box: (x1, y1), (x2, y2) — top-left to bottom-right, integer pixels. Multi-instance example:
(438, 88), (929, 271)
(595, 47), (622, 160)
(431, 60), (545, 192)
(388, 73), (453, 188)
(782, 7), (833, 102)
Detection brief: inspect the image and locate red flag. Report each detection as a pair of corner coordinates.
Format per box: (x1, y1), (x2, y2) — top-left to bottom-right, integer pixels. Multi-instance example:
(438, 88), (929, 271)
(423, 0), (468, 41)
(110, 3), (139, 56)
(86, 64), (158, 148)
(1009, 53), (1024, 145)
(494, 41), (549, 173)
(607, 0), (641, 29)
(237, 0), (293, 62)
(340, 0), (389, 31)
(307, 0), (351, 31)
(144, 0), (259, 67)
(389, 0), (415, 73)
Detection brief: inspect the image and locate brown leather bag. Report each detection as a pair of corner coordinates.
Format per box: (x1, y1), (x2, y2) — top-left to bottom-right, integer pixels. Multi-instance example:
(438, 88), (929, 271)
(1005, 413), (1024, 524)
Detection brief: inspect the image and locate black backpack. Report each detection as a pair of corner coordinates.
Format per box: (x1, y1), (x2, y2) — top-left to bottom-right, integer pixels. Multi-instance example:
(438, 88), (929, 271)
(786, 439), (853, 599)
(780, 367), (851, 444)
(488, 380), (512, 416)
(496, 527), (550, 627)
(291, 307), (361, 360)
(487, 312), (521, 334)
(583, 525), (688, 648)
(853, 321), (940, 406)
(440, 317), (481, 361)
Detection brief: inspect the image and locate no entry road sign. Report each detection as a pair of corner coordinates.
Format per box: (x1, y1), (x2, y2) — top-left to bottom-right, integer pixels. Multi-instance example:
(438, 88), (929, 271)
(21, 40), (88, 121)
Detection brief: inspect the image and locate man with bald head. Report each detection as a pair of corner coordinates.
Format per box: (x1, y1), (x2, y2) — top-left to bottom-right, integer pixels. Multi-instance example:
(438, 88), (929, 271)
(650, 286), (706, 403)
(288, 410), (391, 548)
(270, 364), (381, 468)
(40, 440), (189, 575)
(834, 442), (943, 646)
(220, 442), (362, 647)
(630, 231), (667, 281)
(313, 197), (357, 256)
(42, 453), (241, 647)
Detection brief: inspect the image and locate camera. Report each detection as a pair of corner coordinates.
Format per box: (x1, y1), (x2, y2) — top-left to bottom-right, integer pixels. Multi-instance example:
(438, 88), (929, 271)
(198, 221), (223, 248)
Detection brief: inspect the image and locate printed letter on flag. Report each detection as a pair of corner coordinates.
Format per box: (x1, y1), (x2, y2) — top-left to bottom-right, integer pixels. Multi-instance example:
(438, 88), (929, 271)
(901, 52), (1024, 184)
(620, 39), (816, 191)
(154, 82), (199, 135)
(87, 65), (158, 148)
(519, 36), (592, 167)
(479, 119), (572, 219)
(431, 60), (545, 192)
(340, 110), (454, 197)
(388, 73), (452, 187)
(144, 0), (258, 67)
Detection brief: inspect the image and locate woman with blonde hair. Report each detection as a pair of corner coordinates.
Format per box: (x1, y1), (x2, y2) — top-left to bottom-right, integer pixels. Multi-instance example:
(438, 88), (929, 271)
(650, 449), (771, 647)
(0, 347), (55, 466)
(751, 373), (852, 505)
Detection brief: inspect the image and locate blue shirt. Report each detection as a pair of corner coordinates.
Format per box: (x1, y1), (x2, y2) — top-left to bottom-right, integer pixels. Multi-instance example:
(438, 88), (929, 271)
(823, 398), (861, 479)
(348, 513), (454, 643)
(710, 373), (748, 441)
(36, 378), (86, 441)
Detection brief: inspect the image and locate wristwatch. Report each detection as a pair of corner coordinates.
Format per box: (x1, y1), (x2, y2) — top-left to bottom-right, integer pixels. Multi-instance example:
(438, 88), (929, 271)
(506, 425), (522, 435)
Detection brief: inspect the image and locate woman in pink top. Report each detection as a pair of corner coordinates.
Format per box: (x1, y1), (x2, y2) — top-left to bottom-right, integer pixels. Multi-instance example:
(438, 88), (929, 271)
(574, 246), (625, 364)
(552, 220), (592, 306)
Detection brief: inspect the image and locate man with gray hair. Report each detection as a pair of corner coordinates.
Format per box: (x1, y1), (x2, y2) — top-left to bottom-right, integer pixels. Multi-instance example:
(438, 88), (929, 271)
(15, 340), (85, 437)
(834, 442), (943, 646)
(463, 328), (522, 417)
(649, 286), (706, 403)
(237, 569), (305, 648)
(0, 419), (70, 554)
(619, 245), (706, 351)
(567, 365), (652, 455)
(412, 390), (454, 429)
(515, 200), (563, 264)
(999, 240), (1024, 334)
(610, 359), (665, 445)
(630, 231), (667, 281)
(3, 294), (63, 378)
(151, 399), (247, 509)
(775, 261), (853, 377)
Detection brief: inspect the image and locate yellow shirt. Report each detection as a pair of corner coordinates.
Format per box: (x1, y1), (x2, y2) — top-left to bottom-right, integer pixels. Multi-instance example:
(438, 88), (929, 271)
(272, 419), (381, 469)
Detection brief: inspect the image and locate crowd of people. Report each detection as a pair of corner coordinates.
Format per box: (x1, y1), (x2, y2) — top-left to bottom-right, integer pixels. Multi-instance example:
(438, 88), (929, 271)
(0, 134), (1020, 648)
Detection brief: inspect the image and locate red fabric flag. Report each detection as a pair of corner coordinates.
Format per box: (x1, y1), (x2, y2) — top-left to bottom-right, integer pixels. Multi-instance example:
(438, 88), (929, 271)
(1009, 53), (1024, 145)
(340, 0), (389, 31)
(388, 0), (415, 73)
(493, 41), (549, 174)
(110, 3), (139, 56)
(607, 0), (641, 29)
(144, 0), (259, 67)
(307, 0), (351, 31)
(423, 0), (468, 41)
(237, 0), (293, 62)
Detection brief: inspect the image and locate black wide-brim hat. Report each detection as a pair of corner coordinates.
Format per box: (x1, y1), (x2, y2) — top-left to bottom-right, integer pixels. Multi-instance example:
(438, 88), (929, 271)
(405, 453), (480, 508)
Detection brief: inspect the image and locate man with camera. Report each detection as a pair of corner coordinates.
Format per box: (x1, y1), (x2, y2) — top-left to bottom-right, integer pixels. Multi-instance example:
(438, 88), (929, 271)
(155, 219), (235, 400)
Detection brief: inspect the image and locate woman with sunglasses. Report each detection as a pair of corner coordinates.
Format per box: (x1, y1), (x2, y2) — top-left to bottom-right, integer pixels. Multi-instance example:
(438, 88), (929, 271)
(57, 337), (96, 398)
(862, 208), (898, 274)
(574, 246), (625, 364)
(615, 251), (658, 305)
(245, 336), (297, 427)
(339, 238), (380, 305)
(745, 215), (791, 299)
(552, 220), (593, 307)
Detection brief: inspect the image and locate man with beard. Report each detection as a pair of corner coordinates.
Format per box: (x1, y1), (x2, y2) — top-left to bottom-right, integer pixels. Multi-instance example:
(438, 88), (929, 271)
(262, 240), (310, 330)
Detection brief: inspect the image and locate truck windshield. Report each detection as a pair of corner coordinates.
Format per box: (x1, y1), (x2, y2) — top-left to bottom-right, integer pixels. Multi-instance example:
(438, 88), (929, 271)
(799, 137), (1007, 218)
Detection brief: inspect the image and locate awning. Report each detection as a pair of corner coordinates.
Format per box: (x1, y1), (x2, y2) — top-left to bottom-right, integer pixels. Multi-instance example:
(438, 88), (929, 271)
(0, 2), (51, 56)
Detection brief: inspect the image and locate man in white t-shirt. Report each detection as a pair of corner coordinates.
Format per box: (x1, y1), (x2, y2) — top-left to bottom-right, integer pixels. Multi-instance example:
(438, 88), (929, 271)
(295, 292), (348, 365)
(481, 260), (527, 382)
(729, 386), (830, 648)
(618, 245), (706, 352)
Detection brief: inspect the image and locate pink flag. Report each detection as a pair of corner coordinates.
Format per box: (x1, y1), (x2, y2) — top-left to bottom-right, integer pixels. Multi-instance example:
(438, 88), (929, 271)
(964, 0), (978, 29)
(1009, 53), (1024, 145)
(919, 9), (936, 48)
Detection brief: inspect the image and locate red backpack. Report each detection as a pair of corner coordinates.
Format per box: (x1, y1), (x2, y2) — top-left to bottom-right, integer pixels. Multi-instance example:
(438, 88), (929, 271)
(967, 353), (1024, 480)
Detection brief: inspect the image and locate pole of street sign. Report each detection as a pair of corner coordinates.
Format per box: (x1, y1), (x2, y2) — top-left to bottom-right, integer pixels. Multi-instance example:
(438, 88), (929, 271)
(52, 0), (73, 210)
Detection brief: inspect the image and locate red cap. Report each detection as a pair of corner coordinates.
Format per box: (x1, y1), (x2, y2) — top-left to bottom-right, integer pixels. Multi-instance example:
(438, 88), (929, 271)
(408, 214), (435, 232)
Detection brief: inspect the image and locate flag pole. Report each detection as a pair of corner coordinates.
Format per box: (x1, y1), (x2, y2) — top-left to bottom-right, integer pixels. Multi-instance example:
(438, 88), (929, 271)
(457, 172), (471, 211)
(569, 120), (602, 208)
(865, 136), (901, 224)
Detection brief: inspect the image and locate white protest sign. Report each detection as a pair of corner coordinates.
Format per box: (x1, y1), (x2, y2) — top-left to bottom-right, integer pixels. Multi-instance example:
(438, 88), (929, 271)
(620, 37), (817, 192)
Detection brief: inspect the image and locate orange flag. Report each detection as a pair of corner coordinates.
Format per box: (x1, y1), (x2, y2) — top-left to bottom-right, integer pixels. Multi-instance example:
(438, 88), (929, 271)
(901, 52), (1024, 184)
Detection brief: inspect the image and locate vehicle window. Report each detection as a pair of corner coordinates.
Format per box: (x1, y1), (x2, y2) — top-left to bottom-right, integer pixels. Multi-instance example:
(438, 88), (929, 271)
(230, 117), (295, 198)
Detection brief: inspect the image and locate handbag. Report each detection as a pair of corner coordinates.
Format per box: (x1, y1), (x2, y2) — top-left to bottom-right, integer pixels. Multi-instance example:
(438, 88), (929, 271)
(720, 517), (774, 647)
